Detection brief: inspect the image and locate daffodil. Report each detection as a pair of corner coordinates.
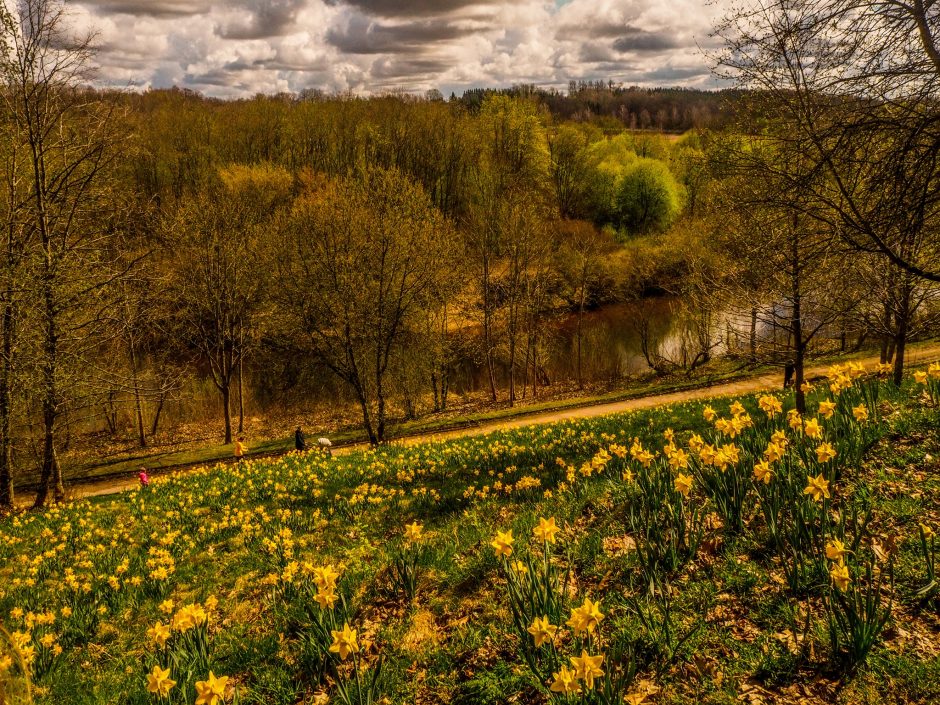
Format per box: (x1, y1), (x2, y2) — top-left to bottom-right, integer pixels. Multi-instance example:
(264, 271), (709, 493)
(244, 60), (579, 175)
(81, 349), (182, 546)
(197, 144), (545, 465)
(566, 597), (604, 635)
(830, 561), (851, 592)
(491, 530), (514, 557)
(804, 473), (831, 502)
(753, 460), (773, 484)
(194, 672), (228, 705)
(788, 410), (803, 431)
(313, 564), (340, 591)
(816, 442), (837, 464)
(825, 539), (850, 561)
(146, 665), (176, 698)
(549, 665), (581, 695)
(803, 418), (823, 439)
(758, 395), (782, 417)
(314, 588), (338, 609)
(527, 616), (558, 647)
(703, 406), (717, 422)
(914, 370), (928, 385)
(329, 622), (359, 660)
(764, 442), (784, 463)
(404, 521), (423, 543)
(147, 621), (171, 647)
(570, 650), (605, 689)
(674, 473), (693, 497)
(818, 400), (836, 419)
(668, 448), (689, 470)
(533, 517), (560, 544)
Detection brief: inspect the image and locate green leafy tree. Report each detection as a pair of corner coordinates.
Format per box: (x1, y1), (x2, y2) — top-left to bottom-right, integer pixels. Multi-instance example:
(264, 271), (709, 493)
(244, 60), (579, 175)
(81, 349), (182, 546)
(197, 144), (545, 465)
(616, 159), (683, 235)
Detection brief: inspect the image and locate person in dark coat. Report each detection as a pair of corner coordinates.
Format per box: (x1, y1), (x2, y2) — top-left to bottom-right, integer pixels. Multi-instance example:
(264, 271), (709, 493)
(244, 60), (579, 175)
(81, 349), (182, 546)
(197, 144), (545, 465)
(783, 362), (795, 389)
(295, 427), (307, 451)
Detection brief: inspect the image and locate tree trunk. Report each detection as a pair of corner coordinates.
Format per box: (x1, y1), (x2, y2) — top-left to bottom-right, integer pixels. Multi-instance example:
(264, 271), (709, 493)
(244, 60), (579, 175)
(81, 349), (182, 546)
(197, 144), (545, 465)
(893, 291), (911, 387)
(482, 257), (498, 402)
(749, 307), (757, 363)
(0, 302), (14, 509)
(129, 338), (146, 449)
(431, 372), (440, 412)
(576, 288), (586, 388)
(237, 326), (245, 434)
(35, 272), (64, 508)
(34, 405), (64, 508)
(791, 227), (806, 414)
(151, 392), (166, 437)
(356, 392), (378, 446)
(222, 382), (232, 444)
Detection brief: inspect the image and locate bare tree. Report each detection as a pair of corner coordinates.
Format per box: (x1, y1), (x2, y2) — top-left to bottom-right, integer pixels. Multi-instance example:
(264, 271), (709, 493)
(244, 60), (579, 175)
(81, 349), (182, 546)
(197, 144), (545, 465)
(714, 0), (940, 284)
(1, 0), (128, 508)
(275, 167), (456, 445)
(168, 165), (289, 444)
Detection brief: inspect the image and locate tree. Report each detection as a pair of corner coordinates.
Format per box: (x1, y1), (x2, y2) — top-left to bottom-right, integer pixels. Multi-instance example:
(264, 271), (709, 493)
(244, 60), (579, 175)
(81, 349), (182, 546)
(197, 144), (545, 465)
(548, 124), (598, 219)
(714, 0), (940, 283)
(715, 141), (858, 412)
(616, 158), (683, 234)
(554, 220), (617, 388)
(168, 164), (290, 444)
(464, 95), (551, 402)
(1, 0), (129, 508)
(275, 167), (455, 445)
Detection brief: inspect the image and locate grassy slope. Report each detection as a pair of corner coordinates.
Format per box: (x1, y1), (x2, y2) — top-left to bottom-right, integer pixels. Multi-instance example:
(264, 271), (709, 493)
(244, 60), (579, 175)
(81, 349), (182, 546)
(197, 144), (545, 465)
(35, 340), (940, 491)
(2, 379), (939, 704)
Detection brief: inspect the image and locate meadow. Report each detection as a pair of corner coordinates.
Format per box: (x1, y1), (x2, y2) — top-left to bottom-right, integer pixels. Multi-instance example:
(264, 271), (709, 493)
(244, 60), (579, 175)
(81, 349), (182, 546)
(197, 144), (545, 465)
(1, 362), (940, 705)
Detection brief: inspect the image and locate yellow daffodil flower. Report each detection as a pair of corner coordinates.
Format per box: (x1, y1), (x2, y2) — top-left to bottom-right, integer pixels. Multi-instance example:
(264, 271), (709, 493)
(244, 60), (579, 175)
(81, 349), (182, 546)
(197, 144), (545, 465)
(527, 616), (558, 647)
(491, 530), (514, 558)
(570, 650), (605, 689)
(329, 622), (359, 660)
(533, 517), (560, 544)
(146, 665), (176, 698)
(804, 473), (831, 502)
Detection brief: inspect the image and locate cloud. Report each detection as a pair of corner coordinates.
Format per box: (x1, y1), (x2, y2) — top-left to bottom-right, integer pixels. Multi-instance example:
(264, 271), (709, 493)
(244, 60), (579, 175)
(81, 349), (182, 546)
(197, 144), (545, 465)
(82, 0), (214, 18)
(326, 14), (476, 54)
(611, 27), (682, 53)
(73, 0), (731, 96)
(326, 0), (502, 18)
(216, 0), (308, 40)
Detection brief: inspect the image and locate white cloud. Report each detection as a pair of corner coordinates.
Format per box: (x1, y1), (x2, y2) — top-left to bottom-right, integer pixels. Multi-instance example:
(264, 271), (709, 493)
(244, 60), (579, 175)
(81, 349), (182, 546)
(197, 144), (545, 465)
(73, 0), (731, 96)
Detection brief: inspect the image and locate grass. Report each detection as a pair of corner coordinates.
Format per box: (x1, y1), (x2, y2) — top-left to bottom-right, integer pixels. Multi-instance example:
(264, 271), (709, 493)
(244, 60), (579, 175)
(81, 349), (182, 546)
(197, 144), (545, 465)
(24, 338), (940, 492)
(2, 370), (939, 704)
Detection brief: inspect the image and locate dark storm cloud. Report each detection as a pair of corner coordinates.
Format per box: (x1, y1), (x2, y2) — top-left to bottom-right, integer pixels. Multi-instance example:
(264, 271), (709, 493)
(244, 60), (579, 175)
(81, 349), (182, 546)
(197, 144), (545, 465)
(326, 15), (473, 55)
(612, 28), (683, 53)
(578, 43), (617, 63)
(82, 0), (213, 18)
(216, 0), (308, 40)
(643, 65), (711, 81)
(326, 0), (500, 19)
(371, 56), (455, 79)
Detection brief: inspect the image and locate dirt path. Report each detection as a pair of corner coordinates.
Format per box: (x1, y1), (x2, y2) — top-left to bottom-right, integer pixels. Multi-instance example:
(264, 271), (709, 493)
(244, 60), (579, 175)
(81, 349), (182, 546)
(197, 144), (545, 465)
(47, 344), (940, 503)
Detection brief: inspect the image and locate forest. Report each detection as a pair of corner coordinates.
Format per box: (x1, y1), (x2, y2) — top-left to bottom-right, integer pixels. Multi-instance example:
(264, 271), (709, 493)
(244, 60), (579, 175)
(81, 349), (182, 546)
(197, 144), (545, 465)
(1, 0), (939, 511)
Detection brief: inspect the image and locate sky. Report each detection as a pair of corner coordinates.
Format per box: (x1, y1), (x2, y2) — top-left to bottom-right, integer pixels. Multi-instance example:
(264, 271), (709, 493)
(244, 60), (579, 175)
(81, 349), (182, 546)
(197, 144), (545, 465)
(68, 0), (730, 98)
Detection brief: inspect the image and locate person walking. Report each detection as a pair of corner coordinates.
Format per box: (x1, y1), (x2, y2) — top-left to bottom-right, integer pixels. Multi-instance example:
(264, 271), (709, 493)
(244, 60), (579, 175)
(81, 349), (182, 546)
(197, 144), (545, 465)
(234, 437), (248, 461)
(295, 427), (307, 451)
